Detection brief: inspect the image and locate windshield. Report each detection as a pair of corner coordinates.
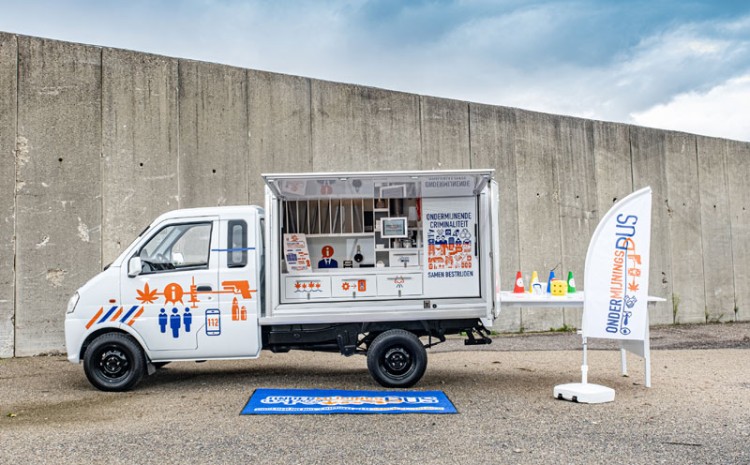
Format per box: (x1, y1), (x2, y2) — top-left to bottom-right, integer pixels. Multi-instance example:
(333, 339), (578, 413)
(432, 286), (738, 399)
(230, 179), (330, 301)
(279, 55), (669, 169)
(139, 222), (212, 272)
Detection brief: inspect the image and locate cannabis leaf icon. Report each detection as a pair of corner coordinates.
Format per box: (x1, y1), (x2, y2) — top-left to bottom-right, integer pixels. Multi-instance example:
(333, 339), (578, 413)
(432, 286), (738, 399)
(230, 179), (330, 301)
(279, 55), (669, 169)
(136, 283), (158, 304)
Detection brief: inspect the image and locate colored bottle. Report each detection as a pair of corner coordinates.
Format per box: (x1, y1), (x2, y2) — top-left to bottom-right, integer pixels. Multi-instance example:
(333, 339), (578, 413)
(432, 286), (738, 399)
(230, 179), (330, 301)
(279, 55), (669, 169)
(567, 271), (576, 293)
(546, 270), (556, 294)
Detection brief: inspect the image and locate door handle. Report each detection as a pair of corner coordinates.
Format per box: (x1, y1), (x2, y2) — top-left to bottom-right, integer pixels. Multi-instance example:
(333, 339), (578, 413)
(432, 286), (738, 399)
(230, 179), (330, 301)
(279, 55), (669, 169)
(197, 285), (213, 292)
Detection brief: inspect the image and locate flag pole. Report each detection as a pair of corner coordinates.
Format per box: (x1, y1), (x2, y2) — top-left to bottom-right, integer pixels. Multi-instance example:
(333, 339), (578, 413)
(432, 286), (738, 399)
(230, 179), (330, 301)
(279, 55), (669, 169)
(581, 336), (588, 384)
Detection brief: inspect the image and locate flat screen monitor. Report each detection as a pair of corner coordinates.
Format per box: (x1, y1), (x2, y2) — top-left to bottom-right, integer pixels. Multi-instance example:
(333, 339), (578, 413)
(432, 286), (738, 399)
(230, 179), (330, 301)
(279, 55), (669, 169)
(380, 217), (408, 238)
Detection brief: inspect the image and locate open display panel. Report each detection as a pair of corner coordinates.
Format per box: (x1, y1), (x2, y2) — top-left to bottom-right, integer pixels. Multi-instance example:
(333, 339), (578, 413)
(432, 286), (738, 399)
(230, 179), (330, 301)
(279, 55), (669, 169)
(262, 170), (496, 320)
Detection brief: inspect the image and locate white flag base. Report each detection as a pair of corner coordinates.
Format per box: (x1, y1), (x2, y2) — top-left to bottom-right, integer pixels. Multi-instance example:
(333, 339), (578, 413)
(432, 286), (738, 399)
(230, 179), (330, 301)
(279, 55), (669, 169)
(553, 383), (615, 404)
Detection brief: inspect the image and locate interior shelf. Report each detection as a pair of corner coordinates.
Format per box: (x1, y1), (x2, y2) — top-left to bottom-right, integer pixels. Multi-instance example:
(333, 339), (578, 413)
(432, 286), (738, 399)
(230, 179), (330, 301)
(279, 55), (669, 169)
(282, 196), (421, 268)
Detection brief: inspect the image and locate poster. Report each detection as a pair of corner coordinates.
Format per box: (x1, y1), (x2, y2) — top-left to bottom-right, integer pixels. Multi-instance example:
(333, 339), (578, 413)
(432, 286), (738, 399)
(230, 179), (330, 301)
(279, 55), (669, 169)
(583, 187), (652, 340)
(421, 197), (479, 298)
(283, 234), (311, 274)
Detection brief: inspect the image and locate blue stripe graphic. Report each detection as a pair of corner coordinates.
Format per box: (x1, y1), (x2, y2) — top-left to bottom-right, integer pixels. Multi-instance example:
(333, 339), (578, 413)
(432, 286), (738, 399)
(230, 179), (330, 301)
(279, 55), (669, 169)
(211, 247), (256, 252)
(119, 305), (139, 323)
(97, 306), (119, 323)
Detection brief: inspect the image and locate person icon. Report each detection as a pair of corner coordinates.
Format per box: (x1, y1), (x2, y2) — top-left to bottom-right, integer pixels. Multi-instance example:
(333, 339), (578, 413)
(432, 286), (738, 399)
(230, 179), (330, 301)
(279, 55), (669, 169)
(183, 308), (192, 332)
(170, 307), (181, 338)
(158, 308), (168, 333)
(318, 245), (338, 269)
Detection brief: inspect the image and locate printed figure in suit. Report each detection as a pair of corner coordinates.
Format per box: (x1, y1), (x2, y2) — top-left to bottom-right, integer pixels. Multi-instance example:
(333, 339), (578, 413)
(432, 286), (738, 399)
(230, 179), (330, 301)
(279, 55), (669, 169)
(158, 308), (168, 333)
(170, 308), (181, 338)
(183, 308), (192, 332)
(318, 245), (338, 269)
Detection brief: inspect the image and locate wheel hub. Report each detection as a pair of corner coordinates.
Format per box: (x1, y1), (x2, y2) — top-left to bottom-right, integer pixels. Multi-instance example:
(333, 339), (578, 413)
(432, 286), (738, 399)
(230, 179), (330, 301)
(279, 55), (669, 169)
(100, 349), (129, 378)
(384, 347), (411, 374)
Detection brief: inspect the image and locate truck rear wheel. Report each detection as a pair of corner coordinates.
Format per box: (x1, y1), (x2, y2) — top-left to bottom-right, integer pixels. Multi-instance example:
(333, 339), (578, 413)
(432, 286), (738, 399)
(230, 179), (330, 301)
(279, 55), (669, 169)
(83, 333), (146, 392)
(367, 329), (427, 388)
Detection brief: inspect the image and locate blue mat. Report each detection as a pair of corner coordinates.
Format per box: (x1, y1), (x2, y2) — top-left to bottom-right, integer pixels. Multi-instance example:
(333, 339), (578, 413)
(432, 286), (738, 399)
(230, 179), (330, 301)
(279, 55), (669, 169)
(241, 388), (457, 415)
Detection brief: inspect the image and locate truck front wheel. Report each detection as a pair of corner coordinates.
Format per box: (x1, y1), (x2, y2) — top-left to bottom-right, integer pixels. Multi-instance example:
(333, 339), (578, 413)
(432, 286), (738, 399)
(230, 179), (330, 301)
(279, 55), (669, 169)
(83, 333), (146, 392)
(367, 329), (427, 388)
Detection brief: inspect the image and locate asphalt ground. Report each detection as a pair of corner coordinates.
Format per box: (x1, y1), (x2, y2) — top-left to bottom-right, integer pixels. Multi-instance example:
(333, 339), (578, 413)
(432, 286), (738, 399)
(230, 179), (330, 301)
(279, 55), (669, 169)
(1, 322), (748, 465)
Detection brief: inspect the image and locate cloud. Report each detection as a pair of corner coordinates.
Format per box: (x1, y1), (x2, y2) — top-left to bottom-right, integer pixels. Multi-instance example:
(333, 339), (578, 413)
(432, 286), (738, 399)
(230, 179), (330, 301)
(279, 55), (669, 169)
(1, 0), (749, 140)
(631, 74), (750, 141)
(302, 4), (750, 134)
(415, 12), (750, 141)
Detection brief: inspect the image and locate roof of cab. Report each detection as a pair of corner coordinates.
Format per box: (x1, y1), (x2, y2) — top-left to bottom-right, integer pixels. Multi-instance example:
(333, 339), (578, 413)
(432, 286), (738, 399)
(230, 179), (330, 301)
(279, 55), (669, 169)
(151, 205), (263, 224)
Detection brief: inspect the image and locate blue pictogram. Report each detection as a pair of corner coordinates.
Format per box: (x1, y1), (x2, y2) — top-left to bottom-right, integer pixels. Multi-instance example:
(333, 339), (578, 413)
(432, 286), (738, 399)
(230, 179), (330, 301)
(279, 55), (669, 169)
(158, 308), (167, 333)
(158, 307), (194, 338)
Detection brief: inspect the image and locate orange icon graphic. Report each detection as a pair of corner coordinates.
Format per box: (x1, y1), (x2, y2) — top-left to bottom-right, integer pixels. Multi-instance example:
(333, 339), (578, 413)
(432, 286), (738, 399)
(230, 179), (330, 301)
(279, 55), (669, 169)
(231, 297), (248, 321)
(136, 283), (158, 304)
(342, 282), (351, 291)
(232, 297), (239, 320)
(189, 277), (201, 309)
(221, 280), (255, 299)
(133, 277), (256, 308)
(163, 283), (184, 305)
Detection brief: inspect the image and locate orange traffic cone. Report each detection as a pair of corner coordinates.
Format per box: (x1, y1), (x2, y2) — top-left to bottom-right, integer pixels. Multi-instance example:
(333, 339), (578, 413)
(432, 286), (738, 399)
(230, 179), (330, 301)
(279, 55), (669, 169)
(513, 271), (525, 293)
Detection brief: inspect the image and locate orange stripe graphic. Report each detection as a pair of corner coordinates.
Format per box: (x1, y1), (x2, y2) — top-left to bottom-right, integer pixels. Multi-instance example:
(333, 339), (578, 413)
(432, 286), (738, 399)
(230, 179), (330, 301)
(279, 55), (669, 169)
(85, 307), (104, 330)
(110, 307), (123, 321)
(127, 307), (145, 326)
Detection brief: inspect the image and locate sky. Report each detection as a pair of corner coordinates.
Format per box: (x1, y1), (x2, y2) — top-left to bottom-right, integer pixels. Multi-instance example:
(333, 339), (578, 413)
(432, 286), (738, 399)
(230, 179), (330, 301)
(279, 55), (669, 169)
(1, 0), (749, 141)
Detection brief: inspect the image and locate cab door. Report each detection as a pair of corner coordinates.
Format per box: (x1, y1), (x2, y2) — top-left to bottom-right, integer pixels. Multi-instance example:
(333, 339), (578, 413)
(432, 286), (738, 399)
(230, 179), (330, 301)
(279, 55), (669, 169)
(194, 213), (262, 358)
(121, 217), (219, 354)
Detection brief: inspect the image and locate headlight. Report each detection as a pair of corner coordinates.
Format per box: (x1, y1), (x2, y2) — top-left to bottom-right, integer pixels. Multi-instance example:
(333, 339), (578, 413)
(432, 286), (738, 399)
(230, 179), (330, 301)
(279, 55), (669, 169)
(67, 292), (80, 314)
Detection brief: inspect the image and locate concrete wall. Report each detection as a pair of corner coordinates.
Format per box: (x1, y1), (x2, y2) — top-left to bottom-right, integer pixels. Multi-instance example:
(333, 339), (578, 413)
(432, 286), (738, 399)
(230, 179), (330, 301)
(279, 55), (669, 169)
(2, 32), (749, 356)
(15, 36), (102, 356)
(0, 33), (16, 357)
(101, 49), (179, 265)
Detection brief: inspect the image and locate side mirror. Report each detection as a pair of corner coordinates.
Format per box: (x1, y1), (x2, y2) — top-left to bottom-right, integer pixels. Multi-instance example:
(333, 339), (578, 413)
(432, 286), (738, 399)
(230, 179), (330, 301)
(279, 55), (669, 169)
(128, 257), (142, 277)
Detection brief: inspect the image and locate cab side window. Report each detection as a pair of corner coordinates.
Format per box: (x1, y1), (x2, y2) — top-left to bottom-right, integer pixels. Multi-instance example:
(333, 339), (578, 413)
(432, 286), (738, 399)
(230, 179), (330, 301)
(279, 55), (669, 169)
(139, 222), (212, 273)
(228, 220), (247, 268)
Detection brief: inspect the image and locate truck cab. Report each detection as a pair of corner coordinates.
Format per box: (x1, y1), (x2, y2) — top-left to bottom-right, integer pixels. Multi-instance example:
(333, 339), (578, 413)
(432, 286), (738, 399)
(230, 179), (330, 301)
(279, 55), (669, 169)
(65, 206), (265, 390)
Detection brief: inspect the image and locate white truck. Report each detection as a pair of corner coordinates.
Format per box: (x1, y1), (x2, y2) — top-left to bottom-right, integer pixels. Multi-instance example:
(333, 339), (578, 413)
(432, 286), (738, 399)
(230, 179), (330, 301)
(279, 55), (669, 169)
(65, 170), (502, 391)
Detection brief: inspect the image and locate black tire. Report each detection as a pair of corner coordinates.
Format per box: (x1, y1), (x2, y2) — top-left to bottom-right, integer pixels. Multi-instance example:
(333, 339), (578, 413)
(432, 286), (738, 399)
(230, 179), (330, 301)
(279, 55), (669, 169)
(366, 329), (427, 388)
(83, 333), (146, 392)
